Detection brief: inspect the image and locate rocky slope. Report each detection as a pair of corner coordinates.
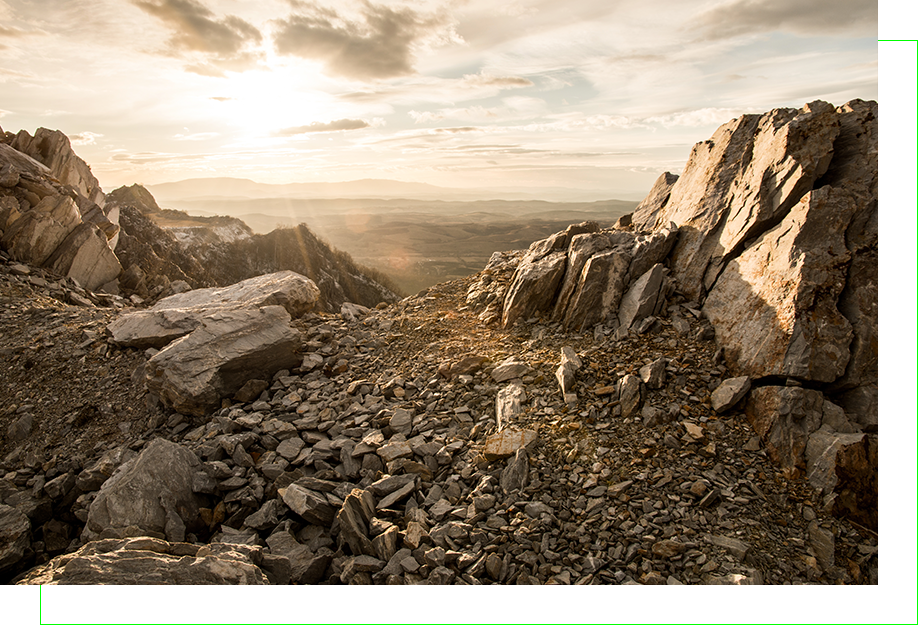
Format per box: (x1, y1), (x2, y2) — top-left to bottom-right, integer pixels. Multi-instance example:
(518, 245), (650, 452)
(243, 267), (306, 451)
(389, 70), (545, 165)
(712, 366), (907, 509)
(0, 100), (879, 587)
(108, 184), (402, 312)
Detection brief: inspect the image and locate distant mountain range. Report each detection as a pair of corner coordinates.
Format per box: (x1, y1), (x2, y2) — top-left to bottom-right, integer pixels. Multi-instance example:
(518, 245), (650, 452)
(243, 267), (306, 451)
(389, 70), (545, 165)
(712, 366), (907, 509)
(144, 177), (628, 203)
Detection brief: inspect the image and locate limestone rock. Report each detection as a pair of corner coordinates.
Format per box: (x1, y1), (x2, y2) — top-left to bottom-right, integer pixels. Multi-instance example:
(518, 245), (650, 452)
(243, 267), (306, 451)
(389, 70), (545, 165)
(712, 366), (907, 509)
(83, 439), (207, 542)
(618, 264), (669, 331)
(483, 428), (537, 460)
(145, 306), (302, 416)
(1, 195), (81, 266)
(650, 101), (840, 300)
(496, 381), (526, 430)
(43, 221), (122, 291)
(710, 376), (751, 414)
(491, 357), (532, 382)
(631, 171), (679, 231)
(501, 251), (567, 328)
(108, 271), (320, 348)
(745, 387), (824, 476)
(703, 186), (855, 383)
(805, 426), (867, 496)
(17, 537), (270, 584)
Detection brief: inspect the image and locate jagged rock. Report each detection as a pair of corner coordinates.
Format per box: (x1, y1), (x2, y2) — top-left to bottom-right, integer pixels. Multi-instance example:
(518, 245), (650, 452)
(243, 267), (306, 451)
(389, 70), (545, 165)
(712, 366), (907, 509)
(617, 264), (669, 331)
(618, 374), (643, 419)
(16, 537), (270, 584)
(551, 232), (613, 321)
(555, 347), (581, 396)
(710, 376), (751, 414)
(1, 195), (81, 266)
(631, 171), (679, 230)
(76, 447), (137, 492)
(745, 387), (825, 476)
(108, 271), (320, 348)
(335, 489), (376, 557)
(499, 448), (529, 494)
(501, 252), (567, 328)
(9, 128), (107, 208)
(83, 438), (208, 543)
(639, 357), (667, 390)
(0, 504), (31, 573)
(496, 381), (526, 430)
(703, 186), (856, 383)
(805, 426), (866, 496)
(278, 483), (337, 526)
(557, 246), (631, 331)
(145, 306), (301, 416)
(644, 101), (840, 300)
(43, 221), (122, 291)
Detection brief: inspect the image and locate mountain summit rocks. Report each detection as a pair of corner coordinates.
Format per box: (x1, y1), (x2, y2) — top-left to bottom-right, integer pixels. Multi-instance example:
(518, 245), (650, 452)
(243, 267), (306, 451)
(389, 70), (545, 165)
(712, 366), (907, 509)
(0, 128), (121, 292)
(465, 99), (878, 519)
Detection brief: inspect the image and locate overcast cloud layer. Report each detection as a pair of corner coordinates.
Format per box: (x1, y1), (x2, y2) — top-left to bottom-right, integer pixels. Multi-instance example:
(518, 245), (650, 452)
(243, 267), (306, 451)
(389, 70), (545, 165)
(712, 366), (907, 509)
(0, 0), (881, 197)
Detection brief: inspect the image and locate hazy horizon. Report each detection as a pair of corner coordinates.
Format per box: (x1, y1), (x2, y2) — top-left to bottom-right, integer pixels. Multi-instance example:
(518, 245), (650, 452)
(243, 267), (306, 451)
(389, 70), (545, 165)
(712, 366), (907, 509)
(0, 1), (880, 200)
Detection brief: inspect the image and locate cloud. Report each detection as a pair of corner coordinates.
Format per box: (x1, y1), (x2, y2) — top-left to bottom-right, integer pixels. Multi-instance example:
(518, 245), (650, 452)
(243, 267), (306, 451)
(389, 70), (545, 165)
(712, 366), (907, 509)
(68, 131), (103, 146)
(173, 132), (219, 141)
(209, 96), (233, 102)
(273, 1), (461, 80)
(644, 107), (757, 127)
(132, 0), (264, 74)
(274, 118), (371, 136)
(691, 0), (877, 40)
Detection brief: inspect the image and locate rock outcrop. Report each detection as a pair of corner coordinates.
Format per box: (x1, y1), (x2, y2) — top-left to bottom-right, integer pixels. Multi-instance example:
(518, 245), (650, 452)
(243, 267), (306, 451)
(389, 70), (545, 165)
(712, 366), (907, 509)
(463, 99), (878, 521)
(0, 128), (121, 291)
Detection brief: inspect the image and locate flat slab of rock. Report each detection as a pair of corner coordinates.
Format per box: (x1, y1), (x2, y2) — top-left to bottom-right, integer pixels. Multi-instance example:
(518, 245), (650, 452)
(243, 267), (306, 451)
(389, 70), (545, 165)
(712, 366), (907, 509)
(108, 270), (320, 348)
(483, 427), (537, 460)
(145, 306), (301, 416)
(17, 537), (269, 584)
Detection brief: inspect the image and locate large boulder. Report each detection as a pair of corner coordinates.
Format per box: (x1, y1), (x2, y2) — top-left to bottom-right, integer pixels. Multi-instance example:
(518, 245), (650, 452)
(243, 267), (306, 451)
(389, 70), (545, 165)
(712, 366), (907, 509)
(702, 186), (855, 383)
(82, 438), (208, 542)
(16, 537), (270, 584)
(108, 270), (320, 348)
(145, 305), (302, 416)
(44, 221), (122, 291)
(501, 252), (567, 328)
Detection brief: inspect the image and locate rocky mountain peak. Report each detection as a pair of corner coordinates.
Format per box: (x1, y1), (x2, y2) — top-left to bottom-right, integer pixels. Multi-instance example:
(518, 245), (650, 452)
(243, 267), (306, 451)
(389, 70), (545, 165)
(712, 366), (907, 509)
(0, 101), (878, 587)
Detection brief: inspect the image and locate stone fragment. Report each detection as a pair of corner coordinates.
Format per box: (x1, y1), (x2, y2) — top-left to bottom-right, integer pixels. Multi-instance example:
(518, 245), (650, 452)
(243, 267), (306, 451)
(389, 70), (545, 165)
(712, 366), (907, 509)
(83, 438), (206, 543)
(335, 489), (376, 557)
(618, 264), (668, 330)
(710, 376), (751, 413)
(279, 484), (337, 526)
(376, 440), (413, 463)
(807, 521), (835, 571)
(707, 534), (750, 561)
(639, 357), (667, 390)
(234, 379), (269, 403)
(275, 436), (305, 460)
(491, 357), (532, 382)
(483, 428), (538, 460)
(499, 448), (529, 494)
(618, 374), (643, 419)
(496, 381), (526, 430)
(651, 540), (686, 559)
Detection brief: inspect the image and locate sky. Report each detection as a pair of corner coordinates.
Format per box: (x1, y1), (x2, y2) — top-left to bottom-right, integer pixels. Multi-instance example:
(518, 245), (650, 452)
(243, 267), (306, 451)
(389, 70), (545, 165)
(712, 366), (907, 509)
(0, 0), (883, 198)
